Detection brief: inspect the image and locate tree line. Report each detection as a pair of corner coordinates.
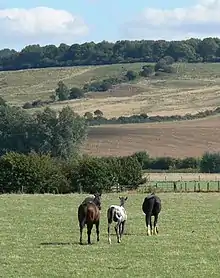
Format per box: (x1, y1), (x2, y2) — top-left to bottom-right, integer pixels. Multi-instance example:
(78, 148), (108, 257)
(84, 107), (220, 125)
(0, 103), (87, 160)
(0, 101), (220, 195)
(0, 150), (219, 194)
(1, 37), (220, 71)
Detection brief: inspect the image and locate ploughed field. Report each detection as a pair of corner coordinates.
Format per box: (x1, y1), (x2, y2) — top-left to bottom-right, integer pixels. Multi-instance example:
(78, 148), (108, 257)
(83, 115), (220, 158)
(1, 193), (220, 277)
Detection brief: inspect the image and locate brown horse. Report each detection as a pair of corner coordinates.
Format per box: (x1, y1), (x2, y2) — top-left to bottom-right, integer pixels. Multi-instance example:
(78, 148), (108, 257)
(78, 193), (102, 245)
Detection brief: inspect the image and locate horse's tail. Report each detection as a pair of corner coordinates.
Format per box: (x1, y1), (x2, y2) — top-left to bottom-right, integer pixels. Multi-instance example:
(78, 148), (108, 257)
(78, 204), (87, 228)
(142, 196), (156, 214)
(107, 206), (118, 223)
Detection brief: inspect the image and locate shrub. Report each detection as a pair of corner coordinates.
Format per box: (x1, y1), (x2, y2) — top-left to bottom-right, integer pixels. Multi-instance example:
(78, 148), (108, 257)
(131, 151), (150, 168)
(114, 156), (142, 189)
(149, 157), (177, 170)
(139, 65), (155, 77)
(125, 70), (137, 81)
(70, 155), (143, 193)
(69, 87), (84, 99)
(71, 156), (113, 193)
(200, 152), (220, 173)
(22, 102), (33, 109)
(0, 96), (6, 106)
(0, 152), (70, 194)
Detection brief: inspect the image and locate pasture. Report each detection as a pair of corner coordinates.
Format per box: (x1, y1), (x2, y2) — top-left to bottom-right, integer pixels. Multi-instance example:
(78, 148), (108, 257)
(1, 63), (220, 118)
(83, 115), (220, 158)
(1, 193), (220, 277)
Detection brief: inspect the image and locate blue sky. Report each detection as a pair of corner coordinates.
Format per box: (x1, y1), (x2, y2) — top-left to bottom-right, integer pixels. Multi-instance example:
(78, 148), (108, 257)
(0, 0), (219, 50)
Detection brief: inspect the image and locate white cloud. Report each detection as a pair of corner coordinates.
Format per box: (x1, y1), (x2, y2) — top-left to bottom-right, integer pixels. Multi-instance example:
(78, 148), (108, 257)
(123, 0), (220, 40)
(0, 7), (89, 49)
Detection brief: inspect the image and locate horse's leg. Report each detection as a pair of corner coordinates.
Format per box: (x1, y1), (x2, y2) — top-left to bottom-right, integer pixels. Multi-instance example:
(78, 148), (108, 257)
(108, 222), (112, 244)
(79, 224), (83, 245)
(115, 222), (120, 243)
(95, 221), (100, 242)
(150, 216), (153, 235)
(87, 222), (93, 245)
(145, 214), (152, 236)
(153, 213), (159, 235)
(121, 221), (125, 236)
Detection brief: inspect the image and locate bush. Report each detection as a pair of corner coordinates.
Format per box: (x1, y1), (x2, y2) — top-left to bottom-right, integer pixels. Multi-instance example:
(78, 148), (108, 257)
(131, 151), (150, 168)
(0, 152), (70, 194)
(71, 157), (114, 193)
(148, 157), (177, 170)
(200, 152), (220, 173)
(70, 155), (143, 193)
(0, 96), (6, 106)
(114, 156), (142, 188)
(125, 70), (137, 81)
(69, 87), (84, 99)
(22, 102), (33, 109)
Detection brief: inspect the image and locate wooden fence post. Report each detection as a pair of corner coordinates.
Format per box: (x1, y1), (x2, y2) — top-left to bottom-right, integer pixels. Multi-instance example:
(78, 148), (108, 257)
(207, 182), (210, 192)
(185, 182), (187, 192)
(173, 182), (177, 192)
(194, 182), (196, 192)
(218, 181), (220, 192)
(198, 182), (200, 192)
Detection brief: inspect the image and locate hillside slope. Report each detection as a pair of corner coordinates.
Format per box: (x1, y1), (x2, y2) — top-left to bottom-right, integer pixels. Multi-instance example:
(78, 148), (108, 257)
(1, 62), (220, 118)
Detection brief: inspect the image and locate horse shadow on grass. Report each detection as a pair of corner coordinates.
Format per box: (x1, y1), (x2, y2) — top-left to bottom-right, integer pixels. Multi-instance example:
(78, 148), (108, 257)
(39, 231), (150, 247)
(40, 242), (80, 246)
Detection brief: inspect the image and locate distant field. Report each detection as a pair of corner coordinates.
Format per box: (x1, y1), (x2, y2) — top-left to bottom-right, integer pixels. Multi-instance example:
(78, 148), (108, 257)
(1, 193), (220, 277)
(143, 172), (220, 181)
(82, 115), (220, 158)
(1, 62), (220, 118)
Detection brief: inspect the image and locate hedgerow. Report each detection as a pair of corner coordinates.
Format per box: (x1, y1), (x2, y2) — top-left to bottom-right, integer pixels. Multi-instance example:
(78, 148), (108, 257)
(0, 151), (219, 194)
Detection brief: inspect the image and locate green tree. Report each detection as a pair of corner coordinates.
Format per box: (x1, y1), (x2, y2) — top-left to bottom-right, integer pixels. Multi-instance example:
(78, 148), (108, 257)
(94, 109), (103, 117)
(55, 81), (70, 101)
(125, 70), (137, 81)
(69, 87), (84, 99)
(200, 152), (220, 173)
(84, 111), (93, 120)
(0, 105), (87, 160)
(140, 65), (155, 77)
(0, 96), (6, 106)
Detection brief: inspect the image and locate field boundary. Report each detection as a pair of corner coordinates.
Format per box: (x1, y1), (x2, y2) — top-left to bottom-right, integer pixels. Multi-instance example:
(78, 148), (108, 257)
(111, 180), (220, 193)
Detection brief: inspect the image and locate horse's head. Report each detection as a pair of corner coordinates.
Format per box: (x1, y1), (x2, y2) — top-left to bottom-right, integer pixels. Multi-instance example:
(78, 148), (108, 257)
(93, 193), (102, 210)
(119, 196), (128, 207)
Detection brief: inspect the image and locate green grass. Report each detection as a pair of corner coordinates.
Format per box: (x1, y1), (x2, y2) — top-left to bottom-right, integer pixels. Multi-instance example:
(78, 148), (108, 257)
(1, 193), (220, 277)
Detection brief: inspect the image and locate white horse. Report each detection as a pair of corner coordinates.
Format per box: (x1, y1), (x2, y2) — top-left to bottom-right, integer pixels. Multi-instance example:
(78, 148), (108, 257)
(107, 196), (128, 244)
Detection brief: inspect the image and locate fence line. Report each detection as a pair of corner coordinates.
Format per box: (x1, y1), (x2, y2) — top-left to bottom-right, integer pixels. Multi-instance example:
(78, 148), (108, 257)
(111, 180), (220, 193)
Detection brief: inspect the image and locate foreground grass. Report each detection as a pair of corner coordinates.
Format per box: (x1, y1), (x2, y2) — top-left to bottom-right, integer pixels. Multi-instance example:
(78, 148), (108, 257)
(1, 193), (220, 277)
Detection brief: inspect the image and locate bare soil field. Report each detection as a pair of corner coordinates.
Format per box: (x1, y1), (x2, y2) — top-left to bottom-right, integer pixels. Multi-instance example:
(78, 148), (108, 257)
(82, 115), (220, 158)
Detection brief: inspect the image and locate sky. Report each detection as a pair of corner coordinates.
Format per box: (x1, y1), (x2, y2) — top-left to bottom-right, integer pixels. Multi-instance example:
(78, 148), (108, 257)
(0, 0), (220, 50)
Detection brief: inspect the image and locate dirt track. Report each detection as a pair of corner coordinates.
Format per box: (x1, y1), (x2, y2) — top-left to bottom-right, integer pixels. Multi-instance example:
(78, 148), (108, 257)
(82, 116), (220, 158)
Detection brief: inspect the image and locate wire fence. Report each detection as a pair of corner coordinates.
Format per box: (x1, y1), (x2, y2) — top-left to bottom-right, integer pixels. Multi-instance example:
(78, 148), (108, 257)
(112, 180), (220, 193)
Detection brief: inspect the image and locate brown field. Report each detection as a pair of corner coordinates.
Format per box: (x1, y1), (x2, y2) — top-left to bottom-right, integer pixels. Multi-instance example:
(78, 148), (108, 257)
(82, 115), (220, 158)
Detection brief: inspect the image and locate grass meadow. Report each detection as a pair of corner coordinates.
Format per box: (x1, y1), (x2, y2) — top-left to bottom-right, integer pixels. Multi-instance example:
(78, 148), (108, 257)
(1, 193), (220, 277)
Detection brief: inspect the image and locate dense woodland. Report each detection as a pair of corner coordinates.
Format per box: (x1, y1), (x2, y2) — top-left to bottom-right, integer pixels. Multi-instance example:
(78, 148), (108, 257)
(1, 37), (220, 70)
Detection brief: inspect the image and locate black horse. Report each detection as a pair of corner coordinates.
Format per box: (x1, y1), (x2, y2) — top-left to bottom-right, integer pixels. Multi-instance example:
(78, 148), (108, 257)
(78, 193), (102, 245)
(142, 193), (161, 236)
